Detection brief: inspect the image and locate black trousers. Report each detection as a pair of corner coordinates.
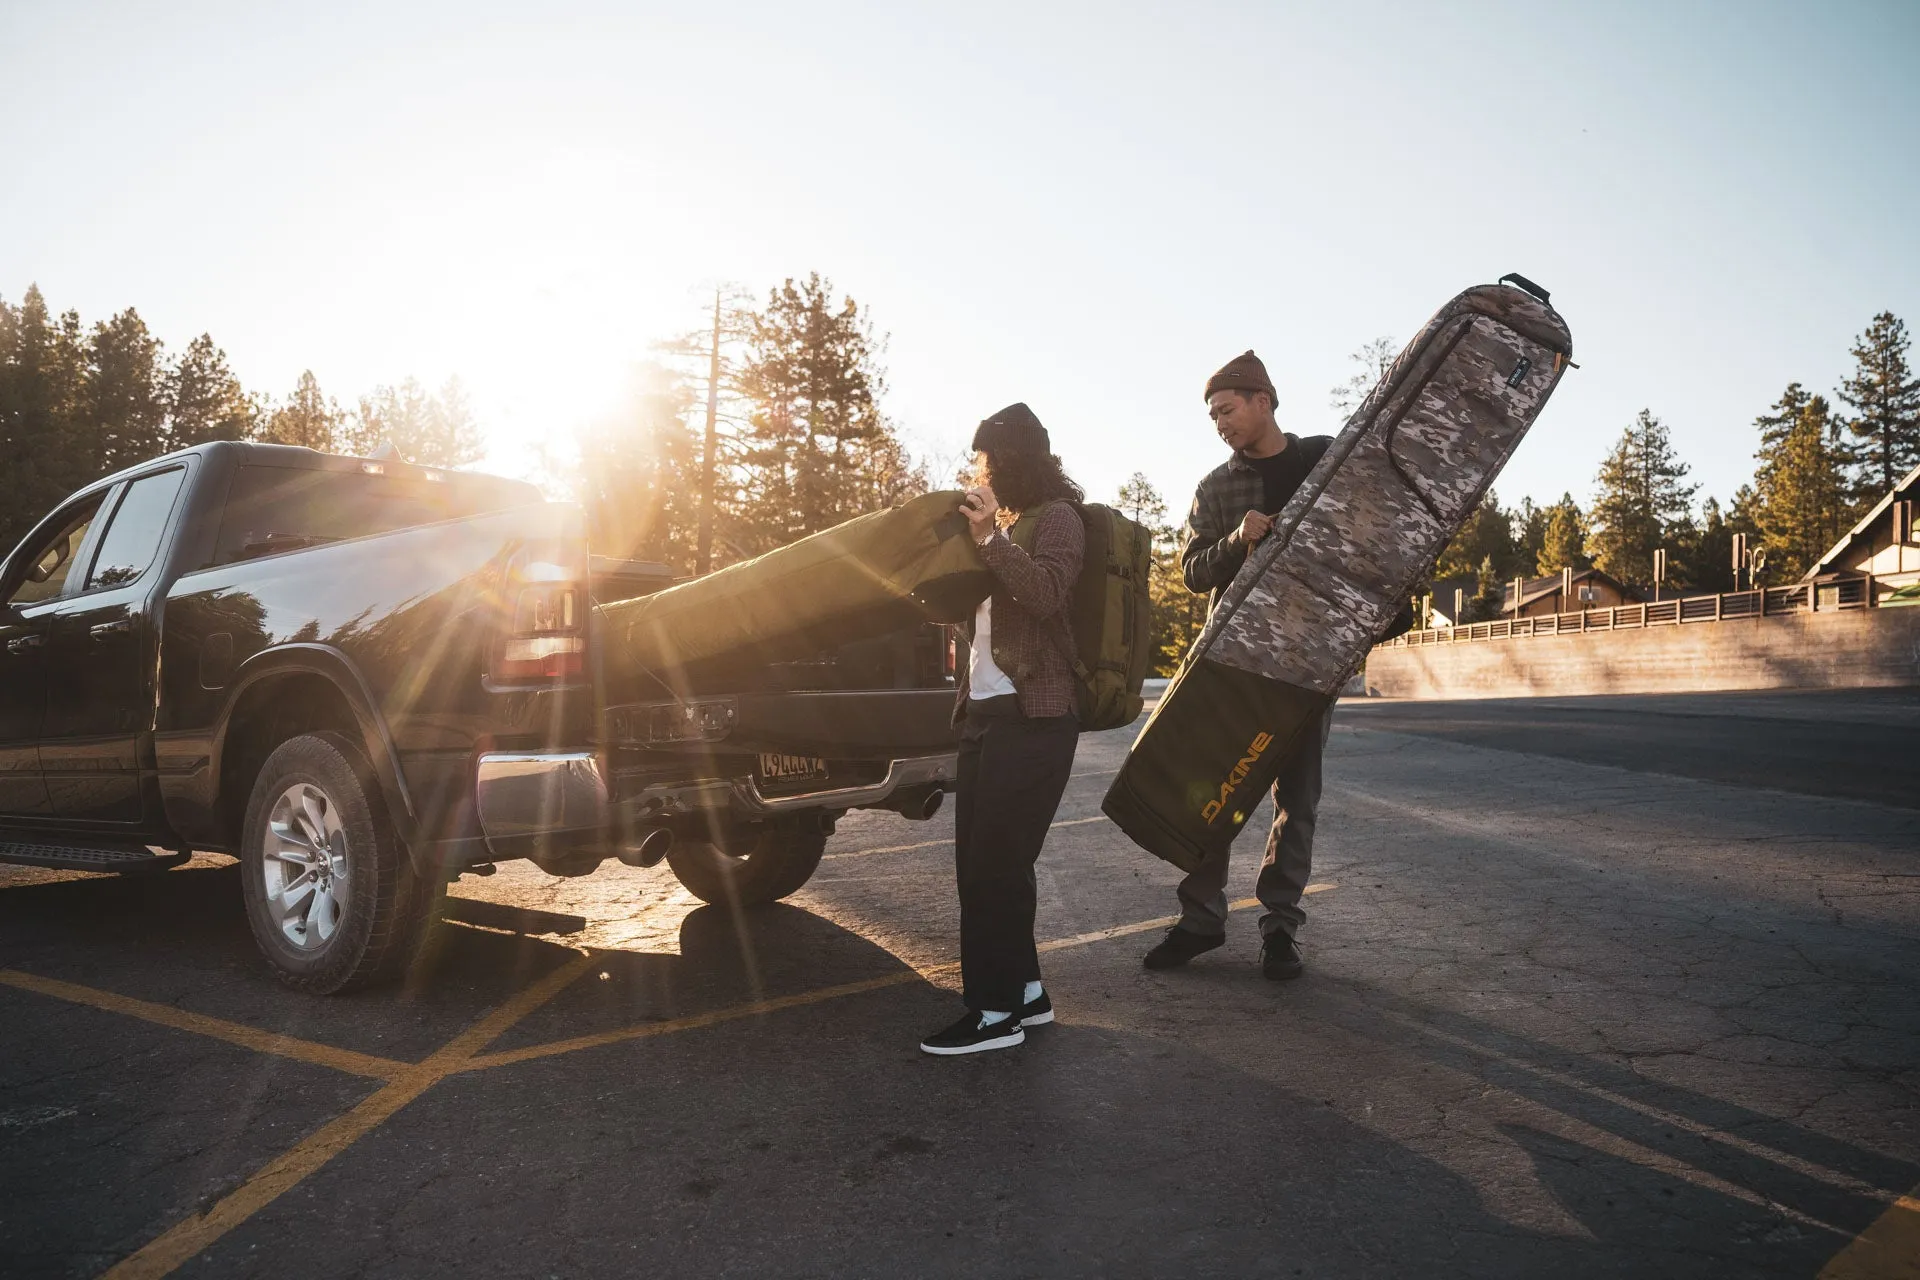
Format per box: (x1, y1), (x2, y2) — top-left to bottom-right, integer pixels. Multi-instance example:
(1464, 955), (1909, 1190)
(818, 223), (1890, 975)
(954, 695), (1079, 1011)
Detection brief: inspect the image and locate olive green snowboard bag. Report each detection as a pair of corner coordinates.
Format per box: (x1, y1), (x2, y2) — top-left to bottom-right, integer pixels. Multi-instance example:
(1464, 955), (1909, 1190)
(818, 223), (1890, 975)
(1102, 276), (1575, 872)
(602, 490), (992, 677)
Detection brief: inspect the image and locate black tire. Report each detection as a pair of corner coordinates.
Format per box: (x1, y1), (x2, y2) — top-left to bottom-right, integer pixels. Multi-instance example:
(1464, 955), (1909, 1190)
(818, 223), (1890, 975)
(665, 818), (829, 907)
(238, 731), (434, 994)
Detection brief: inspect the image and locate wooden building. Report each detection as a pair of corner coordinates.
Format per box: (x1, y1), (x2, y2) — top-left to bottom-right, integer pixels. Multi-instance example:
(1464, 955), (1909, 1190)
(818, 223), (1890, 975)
(1500, 567), (1640, 619)
(1802, 461), (1920, 606)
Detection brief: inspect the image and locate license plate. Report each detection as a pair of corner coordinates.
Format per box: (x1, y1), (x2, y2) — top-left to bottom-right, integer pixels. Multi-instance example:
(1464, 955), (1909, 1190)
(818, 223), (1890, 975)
(757, 753), (829, 783)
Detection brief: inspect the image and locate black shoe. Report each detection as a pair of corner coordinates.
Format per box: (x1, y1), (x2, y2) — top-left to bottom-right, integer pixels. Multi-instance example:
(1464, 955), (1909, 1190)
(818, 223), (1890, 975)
(1019, 989), (1054, 1027)
(920, 1011), (1026, 1056)
(1262, 935), (1304, 981)
(1143, 925), (1225, 970)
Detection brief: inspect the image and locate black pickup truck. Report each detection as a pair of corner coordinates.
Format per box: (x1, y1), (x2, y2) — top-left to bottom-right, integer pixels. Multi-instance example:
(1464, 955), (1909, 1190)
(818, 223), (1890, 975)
(0, 442), (959, 991)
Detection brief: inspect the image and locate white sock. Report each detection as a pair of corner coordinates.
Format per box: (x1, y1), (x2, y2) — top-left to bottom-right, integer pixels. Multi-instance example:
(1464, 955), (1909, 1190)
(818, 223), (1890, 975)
(979, 1010), (1013, 1025)
(1023, 980), (1044, 1005)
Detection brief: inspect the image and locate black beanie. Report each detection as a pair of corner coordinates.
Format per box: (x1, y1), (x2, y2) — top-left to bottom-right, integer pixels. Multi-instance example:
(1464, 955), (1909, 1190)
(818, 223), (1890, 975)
(970, 402), (1049, 456)
(1203, 350), (1276, 405)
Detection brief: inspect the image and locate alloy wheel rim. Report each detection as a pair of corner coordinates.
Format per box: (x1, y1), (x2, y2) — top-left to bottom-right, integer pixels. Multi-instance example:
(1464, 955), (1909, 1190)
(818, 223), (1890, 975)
(263, 782), (349, 951)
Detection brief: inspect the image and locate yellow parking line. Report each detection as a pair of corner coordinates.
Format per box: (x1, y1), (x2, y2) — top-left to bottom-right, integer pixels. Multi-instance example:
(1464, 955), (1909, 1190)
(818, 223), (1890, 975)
(1819, 1187), (1920, 1280)
(0, 969), (406, 1082)
(89, 884), (1344, 1277)
(100, 953), (597, 1280)
(825, 809), (1113, 859)
(821, 809), (1113, 859)
(460, 968), (942, 1071)
(1036, 884), (1335, 954)
(464, 887), (1338, 1073)
(821, 838), (946, 861)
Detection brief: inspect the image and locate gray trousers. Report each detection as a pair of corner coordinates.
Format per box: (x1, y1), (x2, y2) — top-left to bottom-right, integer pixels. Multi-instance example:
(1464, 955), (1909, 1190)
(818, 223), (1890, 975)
(1176, 704), (1331, 942)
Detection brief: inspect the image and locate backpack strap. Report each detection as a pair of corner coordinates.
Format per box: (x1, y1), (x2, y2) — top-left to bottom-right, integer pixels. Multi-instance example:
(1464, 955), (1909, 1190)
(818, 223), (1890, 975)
(1008, 500), (1094, 688)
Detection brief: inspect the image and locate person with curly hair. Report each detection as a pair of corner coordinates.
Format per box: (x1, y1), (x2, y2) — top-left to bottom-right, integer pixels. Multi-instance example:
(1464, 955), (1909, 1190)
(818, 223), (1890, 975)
(919, 403), (1086, 1056)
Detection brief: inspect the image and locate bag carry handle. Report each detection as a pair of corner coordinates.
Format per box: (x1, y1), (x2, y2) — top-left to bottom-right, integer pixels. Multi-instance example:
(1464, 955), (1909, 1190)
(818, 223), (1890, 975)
(1498, 273), (1551, 304)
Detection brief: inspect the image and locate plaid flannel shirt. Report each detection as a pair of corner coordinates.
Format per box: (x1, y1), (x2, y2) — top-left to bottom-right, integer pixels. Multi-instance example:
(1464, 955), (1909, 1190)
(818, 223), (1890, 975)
(1181, 434), (1416, 642)
(1181, 434), (1330, 613)
(955, 501), (1085, 722)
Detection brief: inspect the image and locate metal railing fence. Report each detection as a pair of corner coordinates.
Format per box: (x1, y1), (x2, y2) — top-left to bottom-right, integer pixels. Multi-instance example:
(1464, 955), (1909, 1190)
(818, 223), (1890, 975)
(1383, 576), (1878, 649)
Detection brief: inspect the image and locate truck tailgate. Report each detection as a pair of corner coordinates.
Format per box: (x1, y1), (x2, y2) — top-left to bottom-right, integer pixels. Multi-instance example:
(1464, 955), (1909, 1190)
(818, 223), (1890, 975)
(608, 688), (957, 757)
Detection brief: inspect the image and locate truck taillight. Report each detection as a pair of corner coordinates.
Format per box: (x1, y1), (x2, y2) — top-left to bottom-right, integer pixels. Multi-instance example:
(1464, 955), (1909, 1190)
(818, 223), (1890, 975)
(492, 549), (587, 684)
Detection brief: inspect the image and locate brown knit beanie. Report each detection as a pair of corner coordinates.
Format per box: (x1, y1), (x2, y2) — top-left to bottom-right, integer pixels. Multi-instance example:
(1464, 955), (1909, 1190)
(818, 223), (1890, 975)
(1203, 350), (1276, 406)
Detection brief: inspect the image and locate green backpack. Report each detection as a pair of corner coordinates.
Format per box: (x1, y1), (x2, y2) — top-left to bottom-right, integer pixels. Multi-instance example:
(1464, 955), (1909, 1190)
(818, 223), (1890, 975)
(1010, 502), (1154, 731)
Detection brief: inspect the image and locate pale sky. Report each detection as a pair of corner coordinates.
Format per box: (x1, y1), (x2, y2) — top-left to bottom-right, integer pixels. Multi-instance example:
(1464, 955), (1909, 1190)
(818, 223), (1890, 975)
(4, 0), (1916, 520)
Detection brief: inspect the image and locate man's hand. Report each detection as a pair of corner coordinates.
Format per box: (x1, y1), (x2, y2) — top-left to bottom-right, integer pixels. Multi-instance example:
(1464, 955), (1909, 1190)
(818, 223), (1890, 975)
(1234, 510), (1274, 546)
(961, 485), (1000, 543)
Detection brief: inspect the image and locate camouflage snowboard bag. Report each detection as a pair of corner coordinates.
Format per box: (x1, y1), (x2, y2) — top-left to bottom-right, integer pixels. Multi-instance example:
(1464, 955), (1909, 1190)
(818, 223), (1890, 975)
(1102, 275), (1574, 871)
(1008, 502), (1154, 731)
(602, 491), (992, 679)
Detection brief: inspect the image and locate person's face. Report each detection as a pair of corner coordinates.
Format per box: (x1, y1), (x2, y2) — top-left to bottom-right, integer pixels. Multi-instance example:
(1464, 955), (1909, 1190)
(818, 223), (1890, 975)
(1209, 389), (1268, 451)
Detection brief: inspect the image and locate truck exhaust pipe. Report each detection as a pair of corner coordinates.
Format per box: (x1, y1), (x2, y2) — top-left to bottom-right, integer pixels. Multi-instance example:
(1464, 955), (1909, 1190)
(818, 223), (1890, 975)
(880, 786), (944, 822)
(617, 827), (675, 868)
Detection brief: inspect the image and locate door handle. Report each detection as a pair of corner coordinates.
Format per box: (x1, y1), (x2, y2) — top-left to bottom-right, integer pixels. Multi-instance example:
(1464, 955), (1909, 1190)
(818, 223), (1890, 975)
(90, 619), (132, 637)
(5, 634), (44, 653)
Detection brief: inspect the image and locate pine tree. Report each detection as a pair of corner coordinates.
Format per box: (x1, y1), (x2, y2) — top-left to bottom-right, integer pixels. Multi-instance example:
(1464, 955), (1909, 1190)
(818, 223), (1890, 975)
(1116, 472), (1168, 528)
(0, 286), (93, 551)
(734, 274), (917, 556)
(166, 334), (258, 446)
(261, 371), (342, 450)
(1465, 554), (1504, 622)
(847, 428), (928, 514)
(1328, 336), (1397, 419)
(1534, 493), (1587, 575)
(417, 377), (484, 468)
(577, 362), (701, 571)
(346, 380), (418, 457)
(1754, 382), (1811, 455)
(1587, 409), (1698, 588)
(652, 286), (758, 575)
(1753, 393), (1847, 579)
(1681, 497), (1735, 593)
(1434, 489), (1517, 583)
(85, 308), (168, 473)
(1512, 495), (1549, 577)
(1728, 483), (1764, 537)
(344, 377), (480, 466)
(1836, 312), (1920, 501)
(1112, 474), (1199, 674)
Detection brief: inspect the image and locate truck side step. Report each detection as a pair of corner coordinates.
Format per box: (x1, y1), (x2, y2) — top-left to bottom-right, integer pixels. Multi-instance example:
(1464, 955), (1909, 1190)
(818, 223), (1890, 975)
(0, 841), (189, 873)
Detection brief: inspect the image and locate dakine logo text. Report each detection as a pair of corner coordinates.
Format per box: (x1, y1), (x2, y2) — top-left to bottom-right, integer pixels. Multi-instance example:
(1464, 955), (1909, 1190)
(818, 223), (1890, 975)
(1201, 731), (1273, 824)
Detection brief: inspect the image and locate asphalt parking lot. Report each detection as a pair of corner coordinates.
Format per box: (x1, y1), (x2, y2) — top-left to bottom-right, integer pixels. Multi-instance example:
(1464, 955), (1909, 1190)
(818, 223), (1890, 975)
(3, 687), (1917, 1279)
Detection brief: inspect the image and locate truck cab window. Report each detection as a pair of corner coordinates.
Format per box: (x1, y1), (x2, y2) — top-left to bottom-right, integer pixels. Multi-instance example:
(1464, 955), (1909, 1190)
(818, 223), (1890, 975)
(88, 468), (187, 590)
(7, 498), (104, 606)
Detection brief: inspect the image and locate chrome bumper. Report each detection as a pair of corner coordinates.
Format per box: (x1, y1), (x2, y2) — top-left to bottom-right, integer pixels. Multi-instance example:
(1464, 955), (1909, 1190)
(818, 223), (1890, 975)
(620, 753), (958, 820)
(473, 751), (958, 851)
(474, 753), (611, 849)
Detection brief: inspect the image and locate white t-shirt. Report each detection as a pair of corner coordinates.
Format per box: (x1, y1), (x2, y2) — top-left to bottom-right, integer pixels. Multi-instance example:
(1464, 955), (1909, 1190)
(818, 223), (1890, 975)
(968, 597), (1017, 700)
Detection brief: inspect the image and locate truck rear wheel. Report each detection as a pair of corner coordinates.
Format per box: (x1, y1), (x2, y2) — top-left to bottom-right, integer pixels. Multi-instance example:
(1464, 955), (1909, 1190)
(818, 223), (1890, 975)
(238, 731), (434, 994)
(666, 818), (829, 906)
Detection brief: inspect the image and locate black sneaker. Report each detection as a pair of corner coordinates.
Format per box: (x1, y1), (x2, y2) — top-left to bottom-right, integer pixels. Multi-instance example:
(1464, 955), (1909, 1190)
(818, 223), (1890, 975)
(1262, 935), (1304, 981)
(920, 1011), (1026, 1056)
(1143, 925), (1225, 970)
(1019, 989), (1054, 1027)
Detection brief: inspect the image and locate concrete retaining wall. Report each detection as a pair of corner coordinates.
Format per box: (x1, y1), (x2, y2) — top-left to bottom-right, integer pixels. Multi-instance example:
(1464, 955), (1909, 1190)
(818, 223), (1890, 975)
(1363, 606), (1920, 700)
